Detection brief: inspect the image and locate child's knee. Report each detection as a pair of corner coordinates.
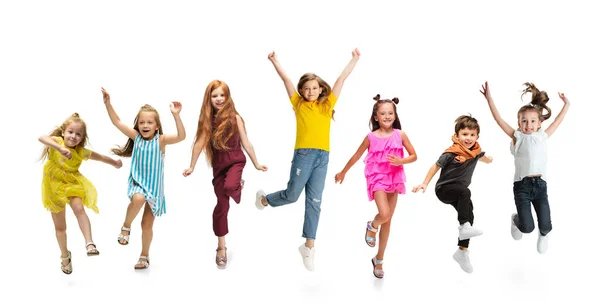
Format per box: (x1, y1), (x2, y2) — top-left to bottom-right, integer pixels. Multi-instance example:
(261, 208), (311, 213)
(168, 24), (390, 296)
(132, 194), (146, 205)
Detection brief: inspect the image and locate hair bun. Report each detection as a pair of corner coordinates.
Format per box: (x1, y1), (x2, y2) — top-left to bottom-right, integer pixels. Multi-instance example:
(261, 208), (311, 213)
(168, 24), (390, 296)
(373, 94), (381, 101)
(71, 112), (80, 118)
(392, 97), (399, 104)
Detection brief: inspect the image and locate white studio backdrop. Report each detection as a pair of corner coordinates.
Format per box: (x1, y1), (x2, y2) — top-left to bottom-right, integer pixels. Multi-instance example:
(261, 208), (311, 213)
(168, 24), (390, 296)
(0, 1), (597, 305)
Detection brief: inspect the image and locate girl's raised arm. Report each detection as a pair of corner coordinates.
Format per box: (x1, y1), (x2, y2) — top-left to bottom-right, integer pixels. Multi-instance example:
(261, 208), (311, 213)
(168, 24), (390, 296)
(237, 115), (267, 171)
(334, 135), (369, 184)
(102, 88), (138, 140)
(544, 93), (570, 137)
(161, 102), (186, 145)
(267, 51), (296, 98)
(480, 82), (516, 143)
(331, 48), (360, 98)
(89, 151), (123, 169)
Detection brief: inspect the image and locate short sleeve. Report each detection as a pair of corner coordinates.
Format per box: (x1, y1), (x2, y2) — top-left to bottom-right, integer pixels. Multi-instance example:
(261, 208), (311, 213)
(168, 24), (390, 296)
(81, 147), (92, 160)
(290, 92), (301, 108)
(51, 136), (63, 145)
(513, 130), (523, 139)
(328, 92), (338, 109)
(436, 153), (453, 168)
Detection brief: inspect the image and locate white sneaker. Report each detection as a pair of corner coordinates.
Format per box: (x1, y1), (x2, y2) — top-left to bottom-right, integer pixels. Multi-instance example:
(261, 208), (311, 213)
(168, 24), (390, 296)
(298, 244), (315, 271)
(458, 222), (483, 240)
(537, 232), (549, 254)
(511, 213), (523, 240)
(255, 190), (267, 210)
(453, 248), (473, 273)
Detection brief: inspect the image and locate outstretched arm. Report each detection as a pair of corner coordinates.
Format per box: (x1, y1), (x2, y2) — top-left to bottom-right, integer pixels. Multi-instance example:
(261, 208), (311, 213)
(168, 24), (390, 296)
(480, 82), (516, 143)
(183, 131), (207, 177)
(331, 48), (360, 98)
(161, 102), (186, 145)
(267, 51), (296, 98)
(544, 93), (570, 137)
(90, 151), (122, 169)
(101, 88), (138, 140)
(479, 155), (493, 164)
(334, 135), (369, 184)
(411, 163), (441, 193)
(237, 115), (267, 171)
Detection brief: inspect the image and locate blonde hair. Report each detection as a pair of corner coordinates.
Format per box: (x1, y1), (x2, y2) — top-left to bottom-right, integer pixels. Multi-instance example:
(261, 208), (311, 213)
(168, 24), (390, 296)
(112, 104), (163, 157)
(39, 113), (89, 161)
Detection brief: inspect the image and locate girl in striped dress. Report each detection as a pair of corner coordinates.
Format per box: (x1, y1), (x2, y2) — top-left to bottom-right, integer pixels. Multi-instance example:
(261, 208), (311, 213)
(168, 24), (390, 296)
(102, 88), (186, 269)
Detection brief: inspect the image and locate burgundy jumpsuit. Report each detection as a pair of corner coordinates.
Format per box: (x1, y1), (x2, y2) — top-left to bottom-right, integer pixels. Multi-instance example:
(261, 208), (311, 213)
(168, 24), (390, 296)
(211, 119), (246, 237)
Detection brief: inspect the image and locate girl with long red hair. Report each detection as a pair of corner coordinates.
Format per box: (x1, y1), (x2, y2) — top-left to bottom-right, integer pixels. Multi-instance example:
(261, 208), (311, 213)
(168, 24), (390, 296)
(183, 80), (267, 268)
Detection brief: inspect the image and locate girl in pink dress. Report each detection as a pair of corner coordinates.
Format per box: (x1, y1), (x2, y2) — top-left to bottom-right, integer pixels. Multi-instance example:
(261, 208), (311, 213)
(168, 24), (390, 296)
(335, 94), (417, 278)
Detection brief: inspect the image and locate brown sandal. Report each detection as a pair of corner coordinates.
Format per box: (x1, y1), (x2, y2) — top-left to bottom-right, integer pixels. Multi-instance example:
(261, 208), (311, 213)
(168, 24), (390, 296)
(216, 247), (227, 269)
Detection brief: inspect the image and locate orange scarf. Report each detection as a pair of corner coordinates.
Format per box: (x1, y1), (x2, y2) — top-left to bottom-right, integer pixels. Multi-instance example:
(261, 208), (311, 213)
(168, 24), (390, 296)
(444, 134), (482, 163)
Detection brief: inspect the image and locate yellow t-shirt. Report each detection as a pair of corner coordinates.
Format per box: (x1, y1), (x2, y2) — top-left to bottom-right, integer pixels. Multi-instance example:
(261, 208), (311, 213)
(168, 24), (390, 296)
(290, 92), (338, 152)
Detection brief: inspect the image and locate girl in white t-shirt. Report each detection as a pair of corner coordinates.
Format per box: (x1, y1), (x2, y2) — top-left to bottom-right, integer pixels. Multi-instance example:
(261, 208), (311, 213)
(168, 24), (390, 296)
(480, 81), (570, 254)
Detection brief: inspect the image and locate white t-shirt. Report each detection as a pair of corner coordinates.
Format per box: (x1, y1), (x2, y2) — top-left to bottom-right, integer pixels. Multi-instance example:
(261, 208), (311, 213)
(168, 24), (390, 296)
(510, 130), (548, 182)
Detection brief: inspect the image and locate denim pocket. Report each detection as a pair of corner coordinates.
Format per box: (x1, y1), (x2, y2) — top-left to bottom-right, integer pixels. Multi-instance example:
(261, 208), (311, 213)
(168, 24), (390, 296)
(296, 149), (311, 156)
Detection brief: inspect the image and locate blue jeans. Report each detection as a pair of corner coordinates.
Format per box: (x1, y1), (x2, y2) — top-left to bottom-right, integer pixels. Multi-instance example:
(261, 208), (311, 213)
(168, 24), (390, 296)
(513, 176), (552, 236)
(266, 148), (329, 240)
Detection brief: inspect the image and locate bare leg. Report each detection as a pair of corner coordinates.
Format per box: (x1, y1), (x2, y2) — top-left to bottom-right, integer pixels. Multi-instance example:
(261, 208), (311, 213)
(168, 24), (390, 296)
(119, 194), (146, 244)
(135, 203), (155, 268)
(69, 197), (96, 253)
(51, 211), (70, 268)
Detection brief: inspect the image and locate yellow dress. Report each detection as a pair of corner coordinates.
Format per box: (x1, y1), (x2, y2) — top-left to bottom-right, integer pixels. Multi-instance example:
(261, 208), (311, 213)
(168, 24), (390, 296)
(41, 137), (99, 214)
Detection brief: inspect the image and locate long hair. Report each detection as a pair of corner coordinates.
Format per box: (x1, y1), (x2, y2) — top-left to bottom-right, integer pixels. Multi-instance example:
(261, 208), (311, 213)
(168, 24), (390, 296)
(112, 104), (163, 157)
(519, 82), (552, 122)
(369, 94), (402, 131)
(296, 73), (335, 120)
(39, 113), (89, 161)
(194, 80), (242, 166)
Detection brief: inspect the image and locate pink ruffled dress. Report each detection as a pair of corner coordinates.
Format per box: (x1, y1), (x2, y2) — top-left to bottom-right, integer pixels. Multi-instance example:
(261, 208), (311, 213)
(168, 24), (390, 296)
(364, 129), (407, 201)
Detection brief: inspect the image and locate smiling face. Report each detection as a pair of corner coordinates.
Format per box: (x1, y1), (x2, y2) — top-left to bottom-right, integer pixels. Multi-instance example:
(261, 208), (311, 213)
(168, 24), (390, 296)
(300, 79), (322, 102)
(374, 102), (396, 129)
(62, 122), (85, 148)
(518, 109), (542, 134)
(211, 86), (226, 110)
(137, 111), (159, 139)
(456, 128), (479, 149)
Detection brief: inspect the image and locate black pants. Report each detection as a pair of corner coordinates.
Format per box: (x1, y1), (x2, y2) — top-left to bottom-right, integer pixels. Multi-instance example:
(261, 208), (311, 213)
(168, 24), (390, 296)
(436, 184), (474, 248)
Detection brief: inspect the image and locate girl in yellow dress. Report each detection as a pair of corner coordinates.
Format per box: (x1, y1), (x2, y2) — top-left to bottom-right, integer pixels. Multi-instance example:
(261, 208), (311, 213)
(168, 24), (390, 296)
(39, 113), (123, 274)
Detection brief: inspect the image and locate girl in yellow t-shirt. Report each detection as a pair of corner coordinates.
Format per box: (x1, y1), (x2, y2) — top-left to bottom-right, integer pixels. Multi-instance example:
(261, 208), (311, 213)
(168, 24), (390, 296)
(39, 113), (122, 274)
(255, 49), (360, 271)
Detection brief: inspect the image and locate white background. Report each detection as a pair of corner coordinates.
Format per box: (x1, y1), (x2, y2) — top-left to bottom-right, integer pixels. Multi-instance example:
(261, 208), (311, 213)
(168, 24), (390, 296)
(1, 0), (597, 305)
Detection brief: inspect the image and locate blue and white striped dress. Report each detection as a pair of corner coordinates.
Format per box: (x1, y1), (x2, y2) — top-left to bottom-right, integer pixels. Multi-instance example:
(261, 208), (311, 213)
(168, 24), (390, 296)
(127, 133), (166, 216)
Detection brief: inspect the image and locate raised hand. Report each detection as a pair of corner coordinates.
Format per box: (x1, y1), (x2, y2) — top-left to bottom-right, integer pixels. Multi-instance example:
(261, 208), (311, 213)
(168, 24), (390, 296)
(352, 48), (361, 59)
(101, 87), (110, 104)
(170, 101), (182, 114)
(267, 51), (277, 62)
(480, 81), (492, 100)
(558, 92), (570, 104)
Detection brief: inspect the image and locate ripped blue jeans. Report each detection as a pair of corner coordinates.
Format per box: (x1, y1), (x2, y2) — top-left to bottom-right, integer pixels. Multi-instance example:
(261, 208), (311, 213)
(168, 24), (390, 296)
(266, 148), (329, 240)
